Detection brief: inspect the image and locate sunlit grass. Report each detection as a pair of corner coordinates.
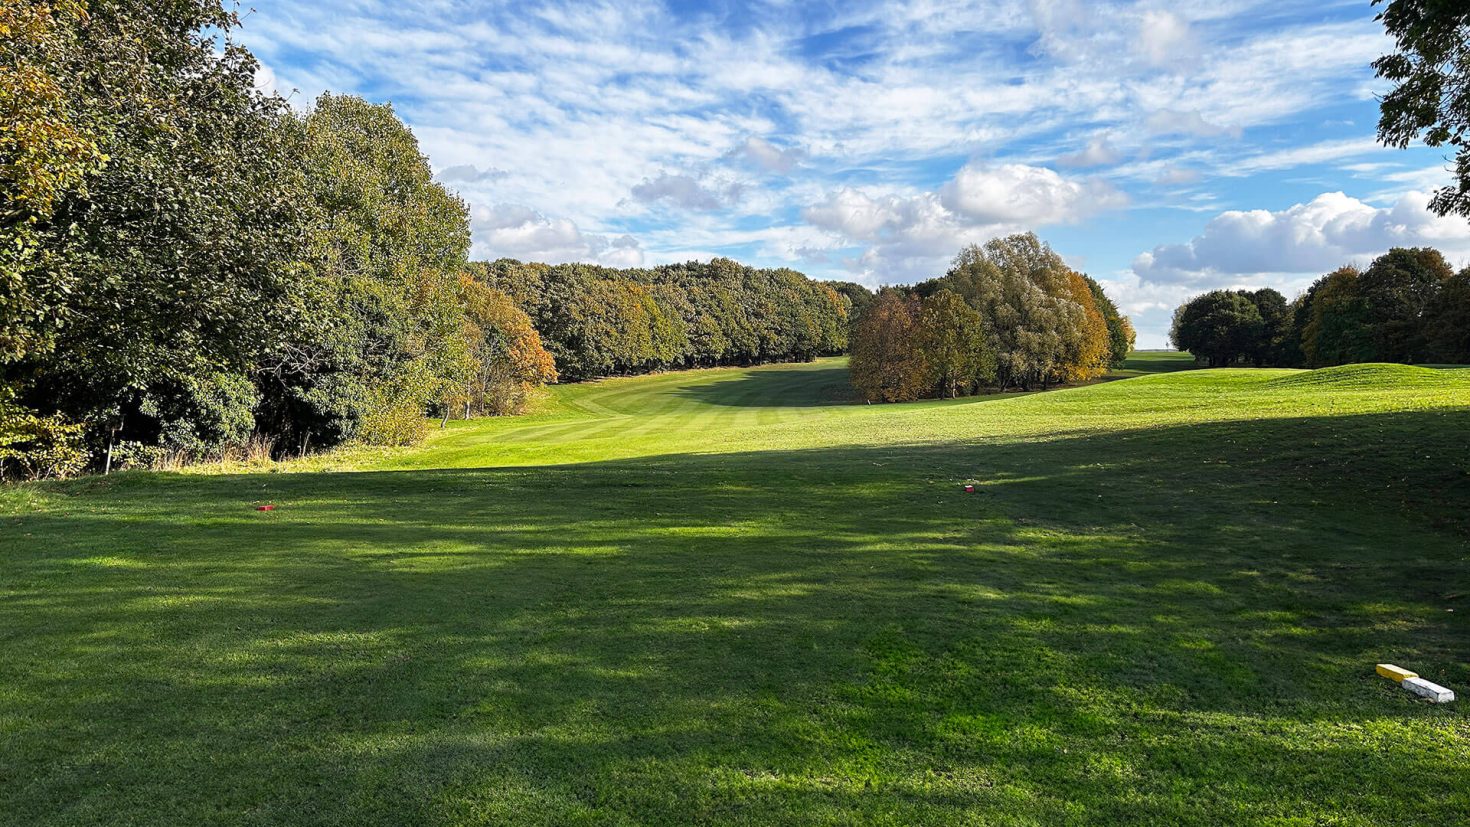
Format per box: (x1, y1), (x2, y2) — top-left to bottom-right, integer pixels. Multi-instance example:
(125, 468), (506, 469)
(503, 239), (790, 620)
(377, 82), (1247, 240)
(2, 355), (1468, 824)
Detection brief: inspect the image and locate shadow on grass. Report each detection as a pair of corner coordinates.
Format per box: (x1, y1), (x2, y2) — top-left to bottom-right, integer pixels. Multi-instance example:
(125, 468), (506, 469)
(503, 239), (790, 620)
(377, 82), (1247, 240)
(670, 365), (859, 408)
(2, 411), (1468, 824)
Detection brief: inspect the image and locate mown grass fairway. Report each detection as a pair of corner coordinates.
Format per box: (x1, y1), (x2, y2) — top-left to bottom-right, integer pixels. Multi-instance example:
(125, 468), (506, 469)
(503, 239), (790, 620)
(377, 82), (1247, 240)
(3, 356), (1468, 825)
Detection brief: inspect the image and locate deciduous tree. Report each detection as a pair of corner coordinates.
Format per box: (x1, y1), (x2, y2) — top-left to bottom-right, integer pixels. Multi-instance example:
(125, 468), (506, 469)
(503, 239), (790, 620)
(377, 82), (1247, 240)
(850, 291), (929, 402)
(1170, 291), (1264, 367)
(1375, 0), (1470, 218)
(916, 289), (994, 398)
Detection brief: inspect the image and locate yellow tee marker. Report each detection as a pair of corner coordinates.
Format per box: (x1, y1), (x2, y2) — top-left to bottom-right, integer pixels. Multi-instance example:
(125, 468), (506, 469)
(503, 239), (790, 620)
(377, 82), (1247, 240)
(1376, 664), (1417, 683)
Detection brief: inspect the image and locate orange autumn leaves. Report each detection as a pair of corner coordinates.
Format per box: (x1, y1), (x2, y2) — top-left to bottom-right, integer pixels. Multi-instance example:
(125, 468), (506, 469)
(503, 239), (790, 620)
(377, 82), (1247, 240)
(850, 234), (1127, 402)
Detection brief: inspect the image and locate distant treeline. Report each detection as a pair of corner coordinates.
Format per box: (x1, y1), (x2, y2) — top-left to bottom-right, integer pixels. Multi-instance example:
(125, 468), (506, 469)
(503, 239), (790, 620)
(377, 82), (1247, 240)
(847, 234), (1134, 402)
(473, 259), (852, 381)
(1171, 248), (1470, 368)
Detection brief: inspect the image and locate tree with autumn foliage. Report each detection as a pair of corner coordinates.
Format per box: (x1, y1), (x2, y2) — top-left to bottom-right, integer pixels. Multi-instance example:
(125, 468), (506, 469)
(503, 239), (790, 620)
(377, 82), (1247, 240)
(1057, 272), (1112, 383)
(940, 234), (1123, 389)
(453, 274), (557, 416)
(479, 257), (848, 381)
(848, 234), (1129, 401)
(1081, 275), (1134, 367)
(849, 291), (931, 403)
(0, 0), (106, 363)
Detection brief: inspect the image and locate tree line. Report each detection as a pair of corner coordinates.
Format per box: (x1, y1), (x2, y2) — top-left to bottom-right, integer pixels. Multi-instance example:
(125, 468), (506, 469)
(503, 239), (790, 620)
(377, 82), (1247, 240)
(849, 234), (1134, 402)
(1, 2), (564, 479)
(0, 2), (860, 480)
(474, 258), (851, 382)
(1170, 247), (1470, 368)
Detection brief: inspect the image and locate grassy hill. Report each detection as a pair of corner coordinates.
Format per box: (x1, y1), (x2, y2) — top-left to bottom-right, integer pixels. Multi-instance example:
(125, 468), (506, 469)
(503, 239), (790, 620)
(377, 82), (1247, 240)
(3, 355), (1468, 825)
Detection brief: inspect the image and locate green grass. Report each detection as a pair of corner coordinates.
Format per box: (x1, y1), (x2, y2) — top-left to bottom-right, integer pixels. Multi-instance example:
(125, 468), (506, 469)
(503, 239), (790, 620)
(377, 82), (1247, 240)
(3, 356), (1468, 825)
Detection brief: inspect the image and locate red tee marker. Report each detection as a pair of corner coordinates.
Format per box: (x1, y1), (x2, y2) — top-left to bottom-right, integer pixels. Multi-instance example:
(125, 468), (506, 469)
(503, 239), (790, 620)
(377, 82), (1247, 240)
(964, 485), (975, 494)
(256, 504), (276, 512)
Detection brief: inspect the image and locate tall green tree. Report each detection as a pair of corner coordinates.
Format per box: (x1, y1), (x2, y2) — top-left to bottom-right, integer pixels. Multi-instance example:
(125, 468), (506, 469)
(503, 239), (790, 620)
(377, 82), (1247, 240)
(1357, 247), (1453, 363)
(6, 0), (312, 457)
(1300, 267), (1374, 368)
(916, 289), (994, 398)
(1170, 291), (1264, 367)
(1246, 288), (1293, 367)
(0, 0), (106, 363)
(1422, 267), (1470, 362)
(483, 257), (847, 381)
(1374, 0), (1470, 218)
(257, 93), (474, 448)
(942, 234), (1109, 389)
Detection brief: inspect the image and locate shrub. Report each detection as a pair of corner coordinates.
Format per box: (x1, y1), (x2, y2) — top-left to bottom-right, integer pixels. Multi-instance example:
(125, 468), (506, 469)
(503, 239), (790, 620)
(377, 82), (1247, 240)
(0, 393), (86, 481)
(108, 441), (166, 472)
(356, 390), (431, 446)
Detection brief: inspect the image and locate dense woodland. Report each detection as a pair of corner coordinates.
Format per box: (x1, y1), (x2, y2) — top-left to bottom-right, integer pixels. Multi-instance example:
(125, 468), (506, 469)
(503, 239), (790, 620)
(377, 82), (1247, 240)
(474, 259), (849, 381)
(1171, 247), (1470, 368)
(0, 2), (850, 479)
(848, 234), (1134, 402)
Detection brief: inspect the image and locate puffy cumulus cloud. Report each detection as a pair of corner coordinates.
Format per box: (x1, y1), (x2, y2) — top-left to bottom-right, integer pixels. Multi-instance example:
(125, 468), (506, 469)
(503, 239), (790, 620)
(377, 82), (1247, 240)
(803, 188), (982, 282)
(1133, 191), (1470, 284)
(724, 137), (805, 174)
(803, 189), (915, 241)
(940, 163), (1126, 225)
(801, 162), (1128, 282)
(630, 172), (738, 211)
(471, 203), (644, 267)
(1028, 0), (1098, 60)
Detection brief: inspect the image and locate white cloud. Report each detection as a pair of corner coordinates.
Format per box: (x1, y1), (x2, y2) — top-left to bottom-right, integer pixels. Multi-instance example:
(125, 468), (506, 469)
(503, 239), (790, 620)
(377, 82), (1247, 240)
(438, 164), (509, 185)
(1137, 11), (1194, 66)
(940, 163), (1126, 225)
(1146, 110), (1238, 138)
(1133, 190), (1470, 284)
(471, 203), (645, 267)
(1058, 137), (1122, 168)
(725, 137), (804, 174)
(800, 162), (1127, 283)
(803, 187), (996, 282)
(630, 172), (737, 211)
(1228, 136), (1385, 176)
(804, 189), (908, 241)
(1155, 166), (1202, 186)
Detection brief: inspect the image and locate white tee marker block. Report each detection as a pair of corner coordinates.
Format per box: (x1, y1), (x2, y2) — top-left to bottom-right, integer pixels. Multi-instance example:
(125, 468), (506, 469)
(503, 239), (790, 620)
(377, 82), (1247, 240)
(1401, 677), (1456, 704)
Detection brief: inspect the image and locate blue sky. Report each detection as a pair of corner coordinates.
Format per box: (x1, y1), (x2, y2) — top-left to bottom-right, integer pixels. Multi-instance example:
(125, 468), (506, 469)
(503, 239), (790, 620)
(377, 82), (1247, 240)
(240, 0), (1470, 347)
